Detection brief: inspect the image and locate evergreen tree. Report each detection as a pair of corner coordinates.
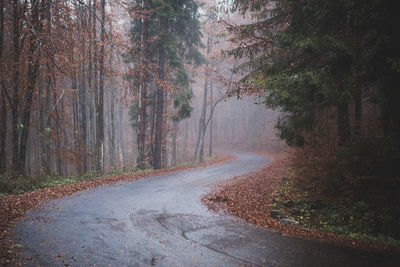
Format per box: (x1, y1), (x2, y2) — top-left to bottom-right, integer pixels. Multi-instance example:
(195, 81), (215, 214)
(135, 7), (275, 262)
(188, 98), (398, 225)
(228, 0), (400, 148)
(128, 0), (203, 169)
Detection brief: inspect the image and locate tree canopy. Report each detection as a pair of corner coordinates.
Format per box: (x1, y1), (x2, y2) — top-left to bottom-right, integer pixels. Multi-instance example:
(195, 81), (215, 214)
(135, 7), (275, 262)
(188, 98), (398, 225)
(227, 0), (400, 148)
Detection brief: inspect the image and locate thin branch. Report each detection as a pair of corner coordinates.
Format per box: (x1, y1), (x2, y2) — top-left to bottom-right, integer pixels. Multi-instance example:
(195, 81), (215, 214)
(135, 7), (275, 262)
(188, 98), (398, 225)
(53, 89), (64, 111)
(1, 84), (14, 110)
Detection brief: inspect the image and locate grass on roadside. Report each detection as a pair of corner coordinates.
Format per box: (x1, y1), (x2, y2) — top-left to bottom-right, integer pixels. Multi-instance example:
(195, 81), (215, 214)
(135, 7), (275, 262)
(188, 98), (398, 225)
(0, 155), (218, 197)
(271, 175), (400, 247)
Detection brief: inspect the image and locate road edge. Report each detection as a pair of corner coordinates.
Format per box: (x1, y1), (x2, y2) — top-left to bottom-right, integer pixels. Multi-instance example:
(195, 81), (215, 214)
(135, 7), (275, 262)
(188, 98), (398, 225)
(0, 152), (236, 266)
(202, 151), (400, 254)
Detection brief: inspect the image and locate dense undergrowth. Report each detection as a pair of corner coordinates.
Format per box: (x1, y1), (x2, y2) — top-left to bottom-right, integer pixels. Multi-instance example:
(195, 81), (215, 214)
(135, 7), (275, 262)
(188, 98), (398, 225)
(272, 179), (400, 246)
(0, 155), (217, 197)
(271, 137), (400, 246)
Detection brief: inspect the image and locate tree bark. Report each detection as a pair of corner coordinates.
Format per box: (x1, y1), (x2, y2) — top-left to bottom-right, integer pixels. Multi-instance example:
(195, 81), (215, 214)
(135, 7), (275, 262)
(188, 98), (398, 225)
(183, 119), (188, 161)
(162, 91), (167, 167)
(18, 0), (42, 173)
(0, 0), (6, 172)
(171, 121), (178, 166)
(72, 74), (79, 172)
(0, 90), (6, 172)
(87, 0), (94, 170)
(338, 102), (351, 146)
(117, 101), (124, 168)
(95, 0), (105, 173)
(42, 0), (52, 173)
(78, 2), (87, 173)
(194, 36), (211, 162)
(43, 66), (51, 172)
(109, 46), (115, 167)
(198, 76), (207, 162)
(11, 0), (21, 172)
(137, 0), (149, 169)
(148, 91), (156, 163)
(208, 79), (213, 157)
(54, 91), (62, 176)
(91, 0), (98, 171)
(154, 19), (166, 170)
(354, 87), (362, 136)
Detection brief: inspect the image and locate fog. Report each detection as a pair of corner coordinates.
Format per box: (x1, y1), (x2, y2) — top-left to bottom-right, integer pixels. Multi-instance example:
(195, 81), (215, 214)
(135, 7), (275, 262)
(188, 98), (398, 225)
(0, 0), (284, 177)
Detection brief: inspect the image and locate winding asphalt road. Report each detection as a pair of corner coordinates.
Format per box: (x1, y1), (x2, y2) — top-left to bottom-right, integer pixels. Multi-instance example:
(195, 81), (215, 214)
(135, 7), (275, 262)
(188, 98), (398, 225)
(12, 151), (400, 266)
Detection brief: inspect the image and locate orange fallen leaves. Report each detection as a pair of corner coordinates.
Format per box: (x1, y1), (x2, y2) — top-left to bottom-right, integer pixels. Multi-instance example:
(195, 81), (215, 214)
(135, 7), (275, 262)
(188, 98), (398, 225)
(0, 153), (236, 266)
(202, 152), (400, 253)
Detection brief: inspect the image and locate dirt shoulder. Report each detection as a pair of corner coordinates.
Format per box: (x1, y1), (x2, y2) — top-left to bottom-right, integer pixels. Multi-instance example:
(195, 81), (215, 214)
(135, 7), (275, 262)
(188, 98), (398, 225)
(0, 153), (235, 265)
(202, 151), (400, 253)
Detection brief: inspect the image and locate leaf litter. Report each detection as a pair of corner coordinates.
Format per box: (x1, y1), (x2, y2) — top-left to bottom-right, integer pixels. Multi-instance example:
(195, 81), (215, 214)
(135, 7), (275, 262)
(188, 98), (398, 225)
(202, 151), (400, 253)
(0, 153), (235, 266)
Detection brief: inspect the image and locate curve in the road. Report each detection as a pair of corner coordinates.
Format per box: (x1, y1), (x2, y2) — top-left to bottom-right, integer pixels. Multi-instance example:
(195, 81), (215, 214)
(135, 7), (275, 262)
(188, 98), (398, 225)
(12, 151), (400, 266)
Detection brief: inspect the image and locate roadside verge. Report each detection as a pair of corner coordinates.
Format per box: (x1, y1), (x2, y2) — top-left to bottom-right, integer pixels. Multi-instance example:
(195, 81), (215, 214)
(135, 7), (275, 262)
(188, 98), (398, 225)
(0, 153), (236, 265)
(202, 151), (400, 253)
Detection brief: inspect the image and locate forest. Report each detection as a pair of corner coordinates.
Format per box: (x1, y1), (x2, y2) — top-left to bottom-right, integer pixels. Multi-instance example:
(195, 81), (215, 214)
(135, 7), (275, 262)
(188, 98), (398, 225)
(1, 0), (400, 265)
(0, 0), (279, 180)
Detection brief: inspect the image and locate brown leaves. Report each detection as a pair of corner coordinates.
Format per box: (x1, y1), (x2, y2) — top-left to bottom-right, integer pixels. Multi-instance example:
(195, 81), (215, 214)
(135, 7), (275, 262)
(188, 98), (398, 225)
(202, 151), (400, 253)
(0, 153), (235, 266)
(203, 152), (290, 228)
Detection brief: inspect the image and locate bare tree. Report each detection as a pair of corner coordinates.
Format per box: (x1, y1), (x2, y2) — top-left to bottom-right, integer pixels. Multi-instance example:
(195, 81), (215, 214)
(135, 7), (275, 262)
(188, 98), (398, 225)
(95, 0), (105, 173)
(194, 36), (211, 162)
(137, 0), (149, 169)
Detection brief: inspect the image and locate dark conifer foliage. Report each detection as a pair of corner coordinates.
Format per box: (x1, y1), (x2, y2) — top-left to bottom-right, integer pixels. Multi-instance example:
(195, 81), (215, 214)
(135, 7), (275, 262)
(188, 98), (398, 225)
(228, 0), (400, 149)
(127, 0), (203, 169)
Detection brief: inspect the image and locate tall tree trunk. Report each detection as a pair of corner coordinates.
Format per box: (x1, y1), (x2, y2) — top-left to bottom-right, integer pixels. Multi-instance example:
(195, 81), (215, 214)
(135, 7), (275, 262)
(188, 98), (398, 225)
(154, 19), (166, 170)
(89, 92), (95, 169)
(117, 101), (125, 168)
(183, 119), (188, 161)
(73, 74), (80, 172)
(43, 65), (51, 172)
(19, 0), (41, 173)
(0, 0), (6, 172)
(91, 0), (98, 170)
(194, 36), (211, 162)
(45, 0), (53, 172)
(148, 91), (156, 163)
(338, 102), (350, 146)
(137, 0), (149, 169)
(109, 46), (115, 167)
(354, 87), (362, 137)
(193, 77), (208, 163)
(198, 76), (208, 163)
(72, 75), (79, 172)
(79, 3), (87, 173)
(38, 63), (45, 170)
(61, 95), (67, 177)
(0, 90), (6, 172)
(54, 92), (62, 176)
(95, 0), (105, 173)
(208, 79), (213, 157)
(162, 91), (167, 167)
(87, 0), (94, 170)
(11, 0), (21, 172)
(171, 120), (178, 166)
(41, 0), (52, 173)
(79, 66), (87, 173)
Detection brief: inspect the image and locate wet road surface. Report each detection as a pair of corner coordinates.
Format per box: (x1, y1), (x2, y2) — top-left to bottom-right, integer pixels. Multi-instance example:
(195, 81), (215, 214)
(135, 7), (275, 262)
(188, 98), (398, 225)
(13, 151), (400, 266)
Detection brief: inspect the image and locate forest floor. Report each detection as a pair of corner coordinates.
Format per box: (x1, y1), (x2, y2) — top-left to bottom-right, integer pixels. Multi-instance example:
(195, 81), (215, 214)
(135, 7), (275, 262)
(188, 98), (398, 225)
(202, 149), (400, 254)
(0, 153), (235, 265)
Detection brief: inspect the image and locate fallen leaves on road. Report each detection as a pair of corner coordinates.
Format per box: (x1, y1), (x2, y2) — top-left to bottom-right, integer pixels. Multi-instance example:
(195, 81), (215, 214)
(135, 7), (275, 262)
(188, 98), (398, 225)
(0, 153), (235, 266)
